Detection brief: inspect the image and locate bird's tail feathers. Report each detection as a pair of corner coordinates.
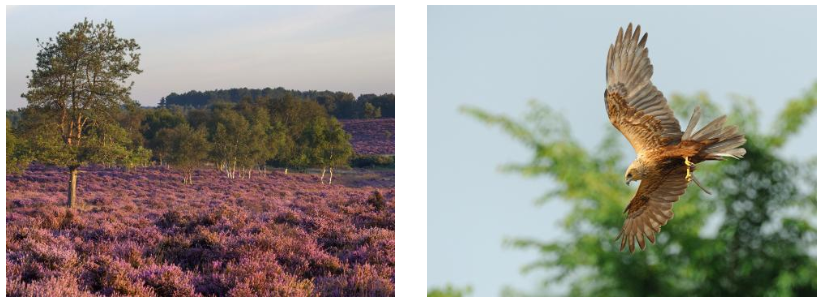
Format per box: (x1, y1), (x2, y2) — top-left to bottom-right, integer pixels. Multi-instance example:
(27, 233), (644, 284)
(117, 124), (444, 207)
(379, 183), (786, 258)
(681, 105), (702, 141)
(683, 107), (746, 160)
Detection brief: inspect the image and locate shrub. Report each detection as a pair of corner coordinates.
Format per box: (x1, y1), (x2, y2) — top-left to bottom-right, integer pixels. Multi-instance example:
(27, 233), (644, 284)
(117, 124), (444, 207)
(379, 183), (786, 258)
(366, 190), (386, 210)
(350, 154), (395, 168)
(223, 251), (315, 297)
(7, 275), (94, 297)
(315, 264), (394, 296)
(138, 264), (195, 297)
(82, 255), (155, 296)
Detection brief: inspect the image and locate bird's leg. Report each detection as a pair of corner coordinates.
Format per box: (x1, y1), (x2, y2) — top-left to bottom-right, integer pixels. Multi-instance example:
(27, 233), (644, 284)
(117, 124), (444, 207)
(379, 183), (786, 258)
(684, 156), (693, 182)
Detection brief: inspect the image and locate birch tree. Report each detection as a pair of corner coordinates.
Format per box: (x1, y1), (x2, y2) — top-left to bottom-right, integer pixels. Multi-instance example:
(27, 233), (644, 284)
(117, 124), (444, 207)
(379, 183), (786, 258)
(167, 124), (210, 184)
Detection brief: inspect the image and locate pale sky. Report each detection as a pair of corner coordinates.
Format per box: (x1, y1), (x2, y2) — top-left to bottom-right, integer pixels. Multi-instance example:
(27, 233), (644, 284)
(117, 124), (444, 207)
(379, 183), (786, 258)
(6, 5), (395, 109)
(428, 6), (816, 296)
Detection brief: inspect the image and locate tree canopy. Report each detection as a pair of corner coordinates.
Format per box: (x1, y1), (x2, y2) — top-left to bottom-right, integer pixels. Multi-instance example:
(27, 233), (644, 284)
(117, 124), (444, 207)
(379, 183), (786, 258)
(166, 124), (210, 184)
(458, 83), (817, 296)
(159, 87), (394, 119)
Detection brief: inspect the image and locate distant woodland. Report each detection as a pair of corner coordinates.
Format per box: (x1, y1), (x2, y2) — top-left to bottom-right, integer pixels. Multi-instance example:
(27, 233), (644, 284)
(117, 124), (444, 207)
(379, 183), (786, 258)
(159, 88), (395, 119)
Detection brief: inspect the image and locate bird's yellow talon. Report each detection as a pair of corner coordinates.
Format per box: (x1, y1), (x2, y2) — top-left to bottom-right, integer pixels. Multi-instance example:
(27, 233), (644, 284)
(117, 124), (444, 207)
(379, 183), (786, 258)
(684, 156), (693, 182)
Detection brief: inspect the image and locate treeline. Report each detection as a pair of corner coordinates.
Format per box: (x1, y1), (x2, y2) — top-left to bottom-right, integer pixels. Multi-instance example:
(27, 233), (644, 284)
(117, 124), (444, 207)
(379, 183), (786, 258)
(8, 94), (354, 184)
(9, 19), (374, 209)
(160, 87), (395, 119)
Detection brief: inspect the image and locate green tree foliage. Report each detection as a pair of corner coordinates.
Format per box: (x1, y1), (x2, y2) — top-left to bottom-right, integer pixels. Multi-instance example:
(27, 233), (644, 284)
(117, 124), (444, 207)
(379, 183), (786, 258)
(358, 93), (394, 119)
(151, 127), (176, 167)
(6, 110), (23, 128)
(236, 99), (281, 178)
(209, 103), (251, 178)
(159, 87), (395, 118)
(132, 96), (353, 180)
(290, 113), (353, 183)
(143, 107), (186, 166)
(114, 102), (151, 170)
(265, 95), (353, 172)
(143, 107), (187, 142)
(20, 19), (142, 208)
(461, 83), (817, 296)
(321, 118), (354, 185)
(364, 102), (382, 119)
(167, 124), (210, 184)
(6, 119), (32, 174)
(427, 284), (473, 297)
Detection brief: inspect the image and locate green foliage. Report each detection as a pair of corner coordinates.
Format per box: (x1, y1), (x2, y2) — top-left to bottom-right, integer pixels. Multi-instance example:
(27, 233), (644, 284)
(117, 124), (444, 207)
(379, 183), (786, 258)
(167, 124), (210, 183)
(287, 109), (353, 170)
(323, 118), (355, 168)
(768, 82), (817, 147)
(7, 119), (32, 174)
(18, 18), (143, 207)
(143, 108), (186, 145)
(350, 155), (395, 169)
(209, 103), (252, 171)
(364, 102), (382, 119)
(236, 99), (281, 170)
(159, 87), (395, 118)
(427, 284), (473, 297)
(461, 83), (817, 296)
(132, 95), (354, 178)
(20, 18), (142, 169)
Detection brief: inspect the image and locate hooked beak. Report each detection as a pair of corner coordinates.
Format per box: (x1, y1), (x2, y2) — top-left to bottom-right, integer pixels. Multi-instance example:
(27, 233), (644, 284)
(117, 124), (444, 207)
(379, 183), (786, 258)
(625, 179), (632, 185)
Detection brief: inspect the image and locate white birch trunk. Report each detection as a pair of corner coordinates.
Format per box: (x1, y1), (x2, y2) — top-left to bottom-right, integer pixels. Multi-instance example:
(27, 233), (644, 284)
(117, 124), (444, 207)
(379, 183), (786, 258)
(232, 160), (237, 179)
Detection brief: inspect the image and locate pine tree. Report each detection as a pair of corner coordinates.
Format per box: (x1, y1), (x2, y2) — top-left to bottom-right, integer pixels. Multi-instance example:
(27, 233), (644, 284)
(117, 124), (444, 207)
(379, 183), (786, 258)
(20, 19), (142, 207)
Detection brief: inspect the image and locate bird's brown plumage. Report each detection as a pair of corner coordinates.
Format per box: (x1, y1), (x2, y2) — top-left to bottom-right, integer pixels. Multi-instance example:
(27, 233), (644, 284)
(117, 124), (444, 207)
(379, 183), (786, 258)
(604, 23), (747, 253)
(605, 23), (681, 153)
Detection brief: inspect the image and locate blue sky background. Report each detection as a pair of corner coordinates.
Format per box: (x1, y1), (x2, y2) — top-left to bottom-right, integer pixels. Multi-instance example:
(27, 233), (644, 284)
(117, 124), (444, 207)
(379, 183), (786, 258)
(6, 5), (394, 109)
(428, 6), (816, 296)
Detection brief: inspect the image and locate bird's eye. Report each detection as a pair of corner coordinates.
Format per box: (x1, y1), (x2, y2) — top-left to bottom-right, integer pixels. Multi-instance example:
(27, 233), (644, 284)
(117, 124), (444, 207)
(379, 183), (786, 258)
(627, 173), (632, 178)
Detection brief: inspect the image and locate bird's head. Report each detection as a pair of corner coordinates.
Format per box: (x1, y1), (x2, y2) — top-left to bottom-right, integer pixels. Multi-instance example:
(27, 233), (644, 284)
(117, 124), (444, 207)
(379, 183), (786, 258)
(624, 161), (646, 185)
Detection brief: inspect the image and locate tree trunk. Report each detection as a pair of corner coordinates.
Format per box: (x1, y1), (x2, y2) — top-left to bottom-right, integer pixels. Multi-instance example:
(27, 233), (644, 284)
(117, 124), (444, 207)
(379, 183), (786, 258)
(67, 166), (78, 208)
(320, 167), (326, 184)
(329, 166), (334, 185)
(285, 168), (288, 175)
(232, 161), (237, 179)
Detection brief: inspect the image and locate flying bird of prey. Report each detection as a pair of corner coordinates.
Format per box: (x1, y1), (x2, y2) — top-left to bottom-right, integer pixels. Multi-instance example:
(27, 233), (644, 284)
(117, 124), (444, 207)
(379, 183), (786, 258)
(604, 23), (746, 253)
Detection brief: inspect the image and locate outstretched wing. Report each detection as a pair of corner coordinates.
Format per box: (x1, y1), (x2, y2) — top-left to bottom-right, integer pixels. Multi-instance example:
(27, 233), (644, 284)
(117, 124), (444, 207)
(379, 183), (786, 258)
(605, 23), (681, 153)
(617, 164), (689, 253)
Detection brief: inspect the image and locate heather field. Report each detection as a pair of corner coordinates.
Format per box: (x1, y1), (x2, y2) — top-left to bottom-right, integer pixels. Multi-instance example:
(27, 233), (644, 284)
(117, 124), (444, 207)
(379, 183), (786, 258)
(6, 165), (395, 297)
(341, 119), (395, 155)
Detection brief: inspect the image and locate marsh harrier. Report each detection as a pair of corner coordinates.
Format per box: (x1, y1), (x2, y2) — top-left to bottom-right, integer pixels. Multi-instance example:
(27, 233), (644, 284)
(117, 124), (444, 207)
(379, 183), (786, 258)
(604, 23), (746, 253)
